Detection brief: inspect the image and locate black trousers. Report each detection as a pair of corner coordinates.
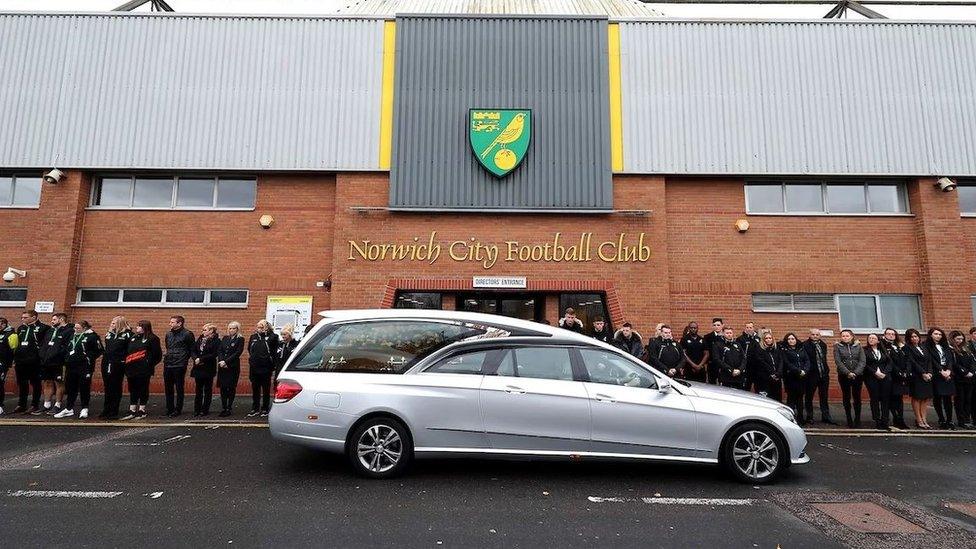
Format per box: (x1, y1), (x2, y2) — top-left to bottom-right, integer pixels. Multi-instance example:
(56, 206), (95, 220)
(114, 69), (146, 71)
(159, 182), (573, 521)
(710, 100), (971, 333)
(0, 367), (8, 408)
(15, 362), (42, 408)
(866, 377), (892, 427)
(250, 372), (272, 412)
(706, 362), (719, 385)
(839, 376), (863, 423)
(128, 376), (150, 406)
(889, 393), (907, 426)
(218, 368), (240, 410)
(954, 384), (973, 425)
(804, 376), (832, 421)
(786, 388), (805, 423)
(194, 377), (214, 414)
(101, 361), (125, 416)
(933, 394), (954, 424)
(754, 377), (783, 403)
(64, 370), (92, 410)
(163, 367), (187, 414)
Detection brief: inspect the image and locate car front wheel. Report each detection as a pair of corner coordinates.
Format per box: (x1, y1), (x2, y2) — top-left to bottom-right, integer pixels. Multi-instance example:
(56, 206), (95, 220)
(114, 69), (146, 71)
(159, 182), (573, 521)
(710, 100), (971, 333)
(346, 417), (413, 479)
(722, 423), (786, 484)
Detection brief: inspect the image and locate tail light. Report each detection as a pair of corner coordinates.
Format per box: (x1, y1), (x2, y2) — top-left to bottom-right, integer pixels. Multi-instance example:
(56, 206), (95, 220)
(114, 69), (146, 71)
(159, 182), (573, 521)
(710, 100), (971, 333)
(274, 380), (303, 403)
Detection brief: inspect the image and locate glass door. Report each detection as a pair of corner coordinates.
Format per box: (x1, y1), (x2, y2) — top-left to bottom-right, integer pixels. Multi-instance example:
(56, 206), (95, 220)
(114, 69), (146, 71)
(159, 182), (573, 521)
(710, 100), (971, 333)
(457, 293), (543, 322)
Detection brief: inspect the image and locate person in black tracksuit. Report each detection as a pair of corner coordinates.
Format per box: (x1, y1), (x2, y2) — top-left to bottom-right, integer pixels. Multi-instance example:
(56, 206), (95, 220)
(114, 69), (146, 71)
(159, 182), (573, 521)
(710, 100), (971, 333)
(925, 328), (955, 429)
(0, 318), (16, 415)
(702, 318), (725, 385)
(191, 324), (221, 417)
(948, 331), (974, 429)
(646, 326), (683, 378)
(217, 322), (245, 417)
(863, 334), (892, 431)
(713, 327), (747, 389)
(904, 328), (933, 429)
(587, 316), (613, 345)
(248, 320), (279, 417)
(680, 322), (708, 383)
(275, 327), (299, 384)
(39, 313), (73, 416)
(882, 329), (910, 429)
(99, 317), (133, 419)
(748, 331), (782, 403)
(123, 320), (162, 420)
(736, 324), (761, 392)
(803, 329), (835, 425)
(58, 321), (103, 419)
(163, 316), (195, 417)
(780, 333), (810, 423)
(13, 310), (49, 414)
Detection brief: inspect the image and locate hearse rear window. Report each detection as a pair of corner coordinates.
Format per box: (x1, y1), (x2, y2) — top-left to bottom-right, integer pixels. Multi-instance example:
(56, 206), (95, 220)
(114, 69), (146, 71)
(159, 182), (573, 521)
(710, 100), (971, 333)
(289, 320), (492, 373)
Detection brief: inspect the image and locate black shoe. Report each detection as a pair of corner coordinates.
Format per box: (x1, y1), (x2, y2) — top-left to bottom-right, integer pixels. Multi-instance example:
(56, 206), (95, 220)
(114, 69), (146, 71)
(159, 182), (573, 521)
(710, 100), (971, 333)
(822, 418), (838, 425)
(12, 406), (26, 414)
(218, 410), (230, 417)
(947, 422), (956, 430)
(170, 412), (182, 418)
(193, 412), (202, 417)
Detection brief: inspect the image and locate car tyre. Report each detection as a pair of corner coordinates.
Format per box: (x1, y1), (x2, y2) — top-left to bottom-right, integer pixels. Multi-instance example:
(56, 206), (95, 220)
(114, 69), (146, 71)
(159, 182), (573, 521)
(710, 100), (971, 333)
(346, 417), (413, 479)
(722, 422), (786, 484)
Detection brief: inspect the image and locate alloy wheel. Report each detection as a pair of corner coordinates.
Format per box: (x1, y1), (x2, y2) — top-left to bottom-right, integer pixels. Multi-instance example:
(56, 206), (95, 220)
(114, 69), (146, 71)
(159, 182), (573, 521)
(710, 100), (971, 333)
(731, 430), (779, 481)
(356, 424), (403, 473)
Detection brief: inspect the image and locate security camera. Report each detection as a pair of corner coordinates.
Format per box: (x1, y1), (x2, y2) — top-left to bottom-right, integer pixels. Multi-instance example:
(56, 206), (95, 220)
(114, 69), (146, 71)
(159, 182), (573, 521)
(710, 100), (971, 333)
(936, 177), (957, 192)
(3, 268), (26, 283)
(43, 168), (64, 184)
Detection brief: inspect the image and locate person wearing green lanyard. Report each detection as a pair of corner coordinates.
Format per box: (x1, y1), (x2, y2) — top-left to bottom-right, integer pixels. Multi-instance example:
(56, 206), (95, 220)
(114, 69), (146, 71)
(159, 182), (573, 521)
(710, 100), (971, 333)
(13, 310), (49, 414)
(37, 313), (73, 416)
(0, 317), (19, 416)
(56, 321), (103, 419)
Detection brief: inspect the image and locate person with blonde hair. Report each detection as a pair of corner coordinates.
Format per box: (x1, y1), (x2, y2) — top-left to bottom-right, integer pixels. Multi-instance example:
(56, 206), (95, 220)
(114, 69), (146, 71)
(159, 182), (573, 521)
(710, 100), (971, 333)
(99, 316), (132, 419)
(247, 320), (279, 417)
(191, 323), (220, 417)
(275, 323), (299, 384)
(217, 321), (245, 417)
(835, 329), (866, 427)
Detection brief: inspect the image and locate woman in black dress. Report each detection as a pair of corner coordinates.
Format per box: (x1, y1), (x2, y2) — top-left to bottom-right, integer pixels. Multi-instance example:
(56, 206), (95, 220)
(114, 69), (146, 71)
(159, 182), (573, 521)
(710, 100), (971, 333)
(882, 328), (909, 429)
(123, 320), (162, 420)
(925, 327), (955, 429)
(780, 333), (809, 424)
(217, 321), (245, 417)
(863, 333), (892, 431)
(949, 330), (975, 429)
(905, 328), (933, 429)
(747, 330), (782, 403)
(191, 323), (220, 417)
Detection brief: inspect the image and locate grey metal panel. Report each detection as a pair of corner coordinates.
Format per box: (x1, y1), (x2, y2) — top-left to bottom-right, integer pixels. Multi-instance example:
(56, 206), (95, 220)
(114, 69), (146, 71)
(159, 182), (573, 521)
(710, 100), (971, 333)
(0, 13), (384, 170)
(619, 21), (976, 176)
(389, 16), (611, 210)
(336, 0), (663, 16)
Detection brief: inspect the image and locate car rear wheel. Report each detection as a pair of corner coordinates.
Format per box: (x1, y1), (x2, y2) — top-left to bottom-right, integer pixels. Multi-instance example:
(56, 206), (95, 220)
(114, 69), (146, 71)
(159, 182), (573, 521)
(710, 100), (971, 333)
(346, 417), (413, 479)
(722, 423), (785, 484)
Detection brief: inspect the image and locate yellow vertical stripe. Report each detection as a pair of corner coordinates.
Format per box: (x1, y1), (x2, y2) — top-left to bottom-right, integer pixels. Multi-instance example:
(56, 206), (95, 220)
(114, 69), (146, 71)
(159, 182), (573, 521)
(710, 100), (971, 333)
(378, 20), (396, 170)
(607, 23), (624, 173)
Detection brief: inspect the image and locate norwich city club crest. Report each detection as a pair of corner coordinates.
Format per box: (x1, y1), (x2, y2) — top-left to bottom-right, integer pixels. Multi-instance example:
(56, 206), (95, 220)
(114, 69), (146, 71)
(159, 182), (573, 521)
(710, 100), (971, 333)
(468, 109), (531, 177)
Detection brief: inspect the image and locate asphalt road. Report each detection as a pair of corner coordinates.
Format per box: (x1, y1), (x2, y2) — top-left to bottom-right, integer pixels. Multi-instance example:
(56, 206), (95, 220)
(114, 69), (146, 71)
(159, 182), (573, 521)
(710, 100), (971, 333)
(0, 421), (973, 549)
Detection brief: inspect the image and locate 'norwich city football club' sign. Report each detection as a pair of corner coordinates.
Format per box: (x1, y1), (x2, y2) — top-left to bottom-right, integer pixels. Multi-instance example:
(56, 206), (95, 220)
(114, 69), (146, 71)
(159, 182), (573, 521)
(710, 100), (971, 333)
(468, 109), (531, 178)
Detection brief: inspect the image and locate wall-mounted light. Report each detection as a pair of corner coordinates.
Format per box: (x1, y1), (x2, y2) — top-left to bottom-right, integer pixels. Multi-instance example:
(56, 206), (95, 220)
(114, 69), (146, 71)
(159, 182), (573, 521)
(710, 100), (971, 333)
(259, 214), (275, 229)
(935, 177), (957, 193)
(735, 219), (750, 233)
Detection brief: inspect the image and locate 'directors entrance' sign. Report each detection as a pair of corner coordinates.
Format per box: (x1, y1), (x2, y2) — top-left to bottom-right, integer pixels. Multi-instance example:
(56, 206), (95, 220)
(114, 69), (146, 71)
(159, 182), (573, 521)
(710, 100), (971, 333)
(473, 276), (527, 289)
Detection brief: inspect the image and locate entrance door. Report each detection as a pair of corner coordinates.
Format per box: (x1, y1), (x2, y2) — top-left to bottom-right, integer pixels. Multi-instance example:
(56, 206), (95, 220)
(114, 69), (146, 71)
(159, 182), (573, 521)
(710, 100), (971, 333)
(457, 293), (543, 322)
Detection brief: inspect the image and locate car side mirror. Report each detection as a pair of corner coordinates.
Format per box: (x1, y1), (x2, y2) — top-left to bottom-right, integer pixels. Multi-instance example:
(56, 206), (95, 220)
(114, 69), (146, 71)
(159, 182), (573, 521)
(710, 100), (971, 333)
(657, 378), (672, 393)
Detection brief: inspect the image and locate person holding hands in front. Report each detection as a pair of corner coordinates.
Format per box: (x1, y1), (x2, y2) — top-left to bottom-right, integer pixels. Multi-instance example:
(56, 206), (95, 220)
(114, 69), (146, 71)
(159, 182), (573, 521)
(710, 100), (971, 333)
(905, 328), (932, 429)
(863, 333), (892, 431)
(780, 333), (809, 423)
(217, 321), (245, 417)
(247, 320), (279, 418)
(926, 328), (955, 429)
(834, 329), (866, 428)
(191, 323), (220, 417)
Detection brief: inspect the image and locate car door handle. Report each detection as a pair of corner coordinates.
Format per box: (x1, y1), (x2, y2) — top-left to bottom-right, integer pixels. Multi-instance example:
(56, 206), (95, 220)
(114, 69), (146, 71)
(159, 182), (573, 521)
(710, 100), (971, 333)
(504, 385), (526, 394)
(594, 393), (616, 403)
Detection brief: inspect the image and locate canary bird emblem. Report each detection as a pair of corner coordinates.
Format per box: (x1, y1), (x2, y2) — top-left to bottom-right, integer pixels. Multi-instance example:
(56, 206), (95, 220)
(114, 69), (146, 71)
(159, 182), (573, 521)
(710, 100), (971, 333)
(469, 109), (532, 177)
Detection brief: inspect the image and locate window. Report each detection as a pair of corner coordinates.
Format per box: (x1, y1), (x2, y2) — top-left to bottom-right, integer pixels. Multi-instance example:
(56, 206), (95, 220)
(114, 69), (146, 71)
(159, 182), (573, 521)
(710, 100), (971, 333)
(0, 174), (42, 207)
(838, 295), (921, 332)
(427, 350), (492, 375)
(559, 293), (611, 332)
(76, 288), (248, 307)
(745, 181), (909, 215)
(0, 287), (28, 306)
(972, 296), (976, 322)
(509, 347), (575, 381)
(289, 320), (488, 373)
(579, 349), (656, 388)
(959, 185), (976, 215)
(394, 292), (443, 310)
(91, 175), (256, 209)
(752, 293), (837, 313)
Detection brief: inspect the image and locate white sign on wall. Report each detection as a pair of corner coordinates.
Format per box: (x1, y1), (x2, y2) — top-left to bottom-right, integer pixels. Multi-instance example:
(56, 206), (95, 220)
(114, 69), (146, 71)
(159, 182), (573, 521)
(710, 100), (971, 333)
(34, 301), (55, 313)
(472, 276), (527, 289)
(266, 296), (314, 340)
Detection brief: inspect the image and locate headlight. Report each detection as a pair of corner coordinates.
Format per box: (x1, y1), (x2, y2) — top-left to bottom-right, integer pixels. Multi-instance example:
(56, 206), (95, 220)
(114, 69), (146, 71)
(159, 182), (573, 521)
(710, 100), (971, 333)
(777, 407), (797, 424)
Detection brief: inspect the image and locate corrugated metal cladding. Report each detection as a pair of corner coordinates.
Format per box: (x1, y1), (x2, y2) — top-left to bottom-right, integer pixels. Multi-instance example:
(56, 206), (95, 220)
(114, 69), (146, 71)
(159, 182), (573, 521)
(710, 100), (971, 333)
(389, 16), (612, 210)
(0, 13), (384, 171)
(336, 0), (663, 16)
(619, 21), (976, 176)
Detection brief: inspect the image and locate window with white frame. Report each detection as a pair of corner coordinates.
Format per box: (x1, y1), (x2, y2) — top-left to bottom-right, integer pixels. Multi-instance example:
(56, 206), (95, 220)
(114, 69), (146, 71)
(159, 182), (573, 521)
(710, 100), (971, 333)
(746, 181), (909, 215)
(0, 174), (42, 207)
(838, 295), (921, 332)
(91, 176), (256, 209)
(76, 288), (249, 307)
(0, 287), (28, 307)
(751, 293), (837, 313)
(959, 184), (976, 215)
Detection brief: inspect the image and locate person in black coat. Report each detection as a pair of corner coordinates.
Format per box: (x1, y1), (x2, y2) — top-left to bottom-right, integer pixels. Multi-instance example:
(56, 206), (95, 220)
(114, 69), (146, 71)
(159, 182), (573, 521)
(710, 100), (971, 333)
(904, 328), (933, 429)
(802, 329), (836, 425)
(969, 328), (976, 426)
(248, 320), (280, 417)
(863, 333), (893, 431)
(39, 312), (73, 416)
(0, 318), (15, 416)
(646, 325), (683, 378)
(702, 318), (725, 385)
(123, 320), (162, 420)
(882, 328), (910, 429)
(99, 316), (133, 419)
(56, 321), (103, 420)
(587, 316), (613, 344)
(191, 323), (221, 417)
(680, 322), (708, 382)
(612, 323), (644, 359)
(748, 330), (782, 403)
(780, 333), (810, 423)
(949, 330), (975, 429)
(217, 321), (245, 417)
(713, 327), (747, 389)
(13, 310), (49, 414)
(925, 327), (955, 429)
(275, 325), (300, 384)
(736, 323), (761, 392)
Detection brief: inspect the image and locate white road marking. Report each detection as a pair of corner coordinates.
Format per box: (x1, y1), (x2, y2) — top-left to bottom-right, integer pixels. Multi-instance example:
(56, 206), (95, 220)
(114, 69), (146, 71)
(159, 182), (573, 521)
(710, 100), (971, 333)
(0, 428), (152, 470)
(146, 492), (164, 499)
(7, 490), (123, 499)
(588, 496), (759, 506)
(116, 435), (191, 447)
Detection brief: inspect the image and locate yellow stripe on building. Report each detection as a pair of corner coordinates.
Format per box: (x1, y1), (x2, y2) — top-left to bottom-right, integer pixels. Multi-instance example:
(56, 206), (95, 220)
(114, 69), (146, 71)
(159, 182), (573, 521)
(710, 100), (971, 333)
(378, 20), (397, 170)
(607, 23), (624, 173)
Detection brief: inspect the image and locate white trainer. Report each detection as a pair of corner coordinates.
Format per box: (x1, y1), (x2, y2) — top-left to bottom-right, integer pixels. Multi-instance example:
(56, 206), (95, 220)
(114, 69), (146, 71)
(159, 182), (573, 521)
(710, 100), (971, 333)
(79, 408), (89, 419)
(0, 406), (5, 416)
(54, 408), (75, 419)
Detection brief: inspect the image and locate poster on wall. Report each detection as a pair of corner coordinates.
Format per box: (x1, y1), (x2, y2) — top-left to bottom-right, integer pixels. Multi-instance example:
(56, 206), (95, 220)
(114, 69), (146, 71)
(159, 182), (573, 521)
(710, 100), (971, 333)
(265, 296), (314, 340)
